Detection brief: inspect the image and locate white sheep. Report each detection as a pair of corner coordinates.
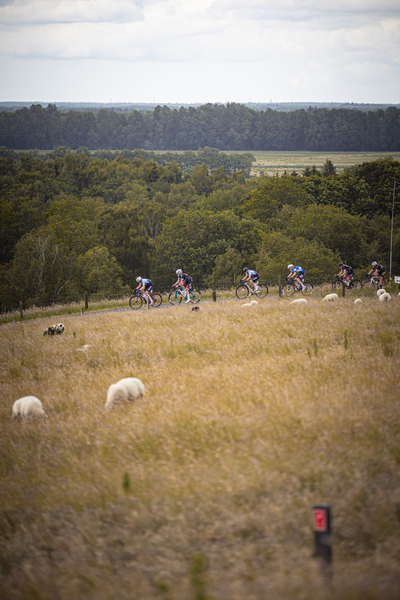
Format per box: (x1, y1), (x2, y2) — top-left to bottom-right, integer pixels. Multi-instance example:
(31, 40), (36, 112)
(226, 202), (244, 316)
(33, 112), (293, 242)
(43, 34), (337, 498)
(379, 292), (392, 302)
(12, 396), (47, 419)
(241, 300), (258, 308)
(322, 293), (339, 302)
(105, 377), (145, 409)
(354, 298), (362, 305)
(377, 289), (386, 298)
(289, 298), (308, 306)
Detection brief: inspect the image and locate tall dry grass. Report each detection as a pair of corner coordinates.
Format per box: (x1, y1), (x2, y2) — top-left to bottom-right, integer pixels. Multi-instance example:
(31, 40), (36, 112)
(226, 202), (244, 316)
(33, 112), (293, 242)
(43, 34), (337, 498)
(1, 296), (400, 600)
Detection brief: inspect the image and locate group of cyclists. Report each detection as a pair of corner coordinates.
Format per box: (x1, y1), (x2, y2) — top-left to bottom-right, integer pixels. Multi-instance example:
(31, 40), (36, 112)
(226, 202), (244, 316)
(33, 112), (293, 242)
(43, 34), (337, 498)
(134, 260), (387, 303)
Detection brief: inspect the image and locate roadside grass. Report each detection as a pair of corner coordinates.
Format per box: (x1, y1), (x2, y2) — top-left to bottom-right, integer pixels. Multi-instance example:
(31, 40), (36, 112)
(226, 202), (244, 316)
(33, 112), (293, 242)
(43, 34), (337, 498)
(1, 297), (400, 599)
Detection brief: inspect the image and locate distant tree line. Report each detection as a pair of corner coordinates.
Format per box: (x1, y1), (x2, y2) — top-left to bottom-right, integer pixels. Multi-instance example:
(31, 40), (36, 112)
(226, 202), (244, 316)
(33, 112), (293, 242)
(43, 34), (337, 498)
(0, 150), (399, 310)
(1, 103), (400, 151)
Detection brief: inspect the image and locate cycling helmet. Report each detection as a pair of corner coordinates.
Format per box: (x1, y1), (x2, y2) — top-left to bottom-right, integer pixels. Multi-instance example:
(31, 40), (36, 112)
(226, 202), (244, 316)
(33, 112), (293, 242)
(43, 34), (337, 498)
(287, 264), (294, 269)
(136, 276), (142, 282)
(371, 261), (377, 266)
(338, 262), (344, 267)
(243, 267), (249, 273)
(176, 269), (182, 275)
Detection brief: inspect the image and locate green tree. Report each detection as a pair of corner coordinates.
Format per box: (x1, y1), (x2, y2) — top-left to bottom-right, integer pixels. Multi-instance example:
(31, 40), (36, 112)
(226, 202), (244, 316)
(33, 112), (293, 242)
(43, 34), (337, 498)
(242, 176), (313, 222)
(77, 246), (128, 295)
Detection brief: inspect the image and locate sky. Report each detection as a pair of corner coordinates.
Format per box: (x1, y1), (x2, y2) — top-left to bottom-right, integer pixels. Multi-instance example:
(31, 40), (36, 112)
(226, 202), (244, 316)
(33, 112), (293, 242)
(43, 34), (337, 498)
(0, 0), (399, 104)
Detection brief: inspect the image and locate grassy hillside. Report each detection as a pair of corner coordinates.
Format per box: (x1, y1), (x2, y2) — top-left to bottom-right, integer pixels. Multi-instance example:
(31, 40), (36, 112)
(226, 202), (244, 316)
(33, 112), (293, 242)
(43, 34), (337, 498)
(1, 295), (400, 599)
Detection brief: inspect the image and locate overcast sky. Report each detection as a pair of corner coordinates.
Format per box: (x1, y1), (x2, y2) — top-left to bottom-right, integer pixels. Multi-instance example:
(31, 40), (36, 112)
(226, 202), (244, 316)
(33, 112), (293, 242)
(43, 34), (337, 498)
(0, 0), (399, 104)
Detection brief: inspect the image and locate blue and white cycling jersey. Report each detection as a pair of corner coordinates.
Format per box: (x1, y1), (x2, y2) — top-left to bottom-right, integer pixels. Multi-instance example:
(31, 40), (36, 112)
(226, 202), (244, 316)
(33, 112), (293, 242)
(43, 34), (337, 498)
(141, 278), (153, 290)
(247, 270), (259, 281)
(292, 266), (305, 278)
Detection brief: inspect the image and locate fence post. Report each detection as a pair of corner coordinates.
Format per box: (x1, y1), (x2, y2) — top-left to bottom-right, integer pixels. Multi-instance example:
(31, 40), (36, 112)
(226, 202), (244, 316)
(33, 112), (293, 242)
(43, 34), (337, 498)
(19, 300), (23, 320)
(213, 279), (217, 302)
(278, 275), (282, 298)
(84, 291), (88, 309)
(342, 282), (346, 298)
(313, 505), (332, 584)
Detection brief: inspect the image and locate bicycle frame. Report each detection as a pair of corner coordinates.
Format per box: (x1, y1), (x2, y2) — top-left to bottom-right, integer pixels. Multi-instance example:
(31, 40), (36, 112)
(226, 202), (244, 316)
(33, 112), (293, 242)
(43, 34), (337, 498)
(172, 286), (195, 300)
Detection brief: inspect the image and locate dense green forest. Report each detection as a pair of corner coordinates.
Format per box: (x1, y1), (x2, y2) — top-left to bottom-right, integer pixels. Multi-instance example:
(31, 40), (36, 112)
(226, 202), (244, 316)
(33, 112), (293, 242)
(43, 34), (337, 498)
(1, 103), (400, 152)
(1, 147), (399, 310)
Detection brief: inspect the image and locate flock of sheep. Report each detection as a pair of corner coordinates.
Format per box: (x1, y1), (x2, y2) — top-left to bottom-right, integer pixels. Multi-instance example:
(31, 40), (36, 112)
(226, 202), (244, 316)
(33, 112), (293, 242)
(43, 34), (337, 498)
(10, 287), (398, 419)
(15, 321), (145, 419)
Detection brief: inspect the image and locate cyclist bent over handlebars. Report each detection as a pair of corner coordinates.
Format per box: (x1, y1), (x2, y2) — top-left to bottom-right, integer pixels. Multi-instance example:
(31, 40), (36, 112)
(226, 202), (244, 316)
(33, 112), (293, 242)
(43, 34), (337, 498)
(242, 267), (259, 293)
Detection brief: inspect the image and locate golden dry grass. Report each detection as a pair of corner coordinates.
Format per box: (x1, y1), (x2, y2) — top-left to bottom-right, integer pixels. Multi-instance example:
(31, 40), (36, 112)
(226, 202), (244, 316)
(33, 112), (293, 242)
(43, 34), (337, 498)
(1, 296), (400, 600)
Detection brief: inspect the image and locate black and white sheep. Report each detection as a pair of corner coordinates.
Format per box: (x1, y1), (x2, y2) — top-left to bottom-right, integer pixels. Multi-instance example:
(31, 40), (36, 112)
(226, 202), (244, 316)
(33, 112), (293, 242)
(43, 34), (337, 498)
(43, 323), (65, 336)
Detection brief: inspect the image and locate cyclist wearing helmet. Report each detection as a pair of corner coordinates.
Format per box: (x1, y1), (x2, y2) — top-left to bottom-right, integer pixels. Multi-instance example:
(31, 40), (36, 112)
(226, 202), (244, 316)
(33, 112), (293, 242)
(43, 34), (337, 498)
(242, 267), (259, 292)
(336, 262), (354, 286)
(135, 276), (154, 305)
(368, 261), (387, 289)
(173, 269), (193, 303)
(287, 264), (306, 291)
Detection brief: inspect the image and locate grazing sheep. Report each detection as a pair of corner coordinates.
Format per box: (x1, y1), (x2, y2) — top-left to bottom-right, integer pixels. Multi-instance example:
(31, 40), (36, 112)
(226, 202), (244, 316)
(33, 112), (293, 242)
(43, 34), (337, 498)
(12, 396), (47, 419)
(250, 300), (258, 305)
(377, 289), (386, 298)
(379, 292), (392, 302)
(105, 377), (145, 409)
(289, 298), (308, 306)
(322, 293), (339, 302)
(241, 300), (258, 308)
(191, 306), (200, 312)
(354, 298), (362, 305)
(43, 323), (65, 336)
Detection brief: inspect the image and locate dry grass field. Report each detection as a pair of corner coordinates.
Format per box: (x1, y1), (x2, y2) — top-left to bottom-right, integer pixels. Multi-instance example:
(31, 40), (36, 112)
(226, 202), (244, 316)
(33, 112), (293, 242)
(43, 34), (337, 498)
(1, 295), (400, 600)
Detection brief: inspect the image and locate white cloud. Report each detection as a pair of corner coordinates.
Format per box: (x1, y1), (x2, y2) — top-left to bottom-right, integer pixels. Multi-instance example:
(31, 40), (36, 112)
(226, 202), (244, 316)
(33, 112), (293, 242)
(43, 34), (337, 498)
(0, 0), (399, 102)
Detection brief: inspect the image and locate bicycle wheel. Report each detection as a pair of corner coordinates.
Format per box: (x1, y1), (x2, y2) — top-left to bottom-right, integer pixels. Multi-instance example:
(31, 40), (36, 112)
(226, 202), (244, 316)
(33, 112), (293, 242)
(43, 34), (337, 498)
(168, 290), (182, 305)
(332, 278), (342, 292)
(236, 285), (249, 299)
(281, 281), (295, 297)
(151, 292), (163, 307)
(361, 279), (376, 290)
(129, 294), (143, 310)
(254, 284), (268, 298)
(302, 281), (314, 296)
(350, 279), (362, 291)
(190, 288), (201, 304)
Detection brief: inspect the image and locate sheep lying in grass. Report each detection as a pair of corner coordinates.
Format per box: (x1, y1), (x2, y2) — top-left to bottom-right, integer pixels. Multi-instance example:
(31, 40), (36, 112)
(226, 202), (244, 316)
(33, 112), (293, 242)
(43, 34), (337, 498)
(377, 289), (386, 298)
(289, 298), (308, 306)
(105, 377), (145, 409)
(43, 323), (65, 336)
(322, 293), (338, 302)
(379, 292), (392, 302)
(354, 298), (362, 305)
(241, 300), (258, 308)
(12, 396), (47, 419)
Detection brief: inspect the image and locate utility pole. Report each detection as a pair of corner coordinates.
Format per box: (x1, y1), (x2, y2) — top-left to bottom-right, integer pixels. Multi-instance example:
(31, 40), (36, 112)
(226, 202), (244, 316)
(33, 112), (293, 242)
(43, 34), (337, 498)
(390, 180), (397, 280)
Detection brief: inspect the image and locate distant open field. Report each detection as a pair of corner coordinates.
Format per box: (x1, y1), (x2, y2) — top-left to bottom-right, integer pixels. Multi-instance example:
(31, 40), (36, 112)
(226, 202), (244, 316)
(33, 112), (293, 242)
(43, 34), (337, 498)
(1, 294), (400, 600)
(244, 151), (400, 176)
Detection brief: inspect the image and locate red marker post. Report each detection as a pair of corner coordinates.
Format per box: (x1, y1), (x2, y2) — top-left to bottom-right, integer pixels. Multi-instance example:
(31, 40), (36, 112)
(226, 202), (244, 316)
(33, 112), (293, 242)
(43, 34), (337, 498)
(313, 505), (332, 565)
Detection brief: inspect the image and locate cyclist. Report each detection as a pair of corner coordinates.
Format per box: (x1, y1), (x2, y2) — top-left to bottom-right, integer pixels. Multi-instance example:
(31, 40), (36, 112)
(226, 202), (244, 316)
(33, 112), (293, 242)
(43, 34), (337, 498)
(287, 264), (306, 291)
(368, 261), (387, 289)
(135, 276), (154, 306)
(336, 262), (354, 287)
(242, 267), (259, 293)
(173, 269), (193, 303)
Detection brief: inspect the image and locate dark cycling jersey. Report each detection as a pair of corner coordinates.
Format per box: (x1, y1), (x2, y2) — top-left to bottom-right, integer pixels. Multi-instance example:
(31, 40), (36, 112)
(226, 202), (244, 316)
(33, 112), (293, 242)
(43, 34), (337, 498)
(180, 273), (193, 287)
(342, 265), (354, 276)
(375, 264), (387, 276)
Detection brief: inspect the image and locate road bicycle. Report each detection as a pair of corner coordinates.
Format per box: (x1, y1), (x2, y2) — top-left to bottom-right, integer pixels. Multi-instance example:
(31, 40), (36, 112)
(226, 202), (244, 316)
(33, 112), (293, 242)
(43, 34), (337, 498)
(281, 276), (313, 297)
(168, 286), (201, 305)
(361, 274), (387, 290)
(235, 279), (268, 299)
(332, 274), (362, 292)
(129, 289), (163, 310)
